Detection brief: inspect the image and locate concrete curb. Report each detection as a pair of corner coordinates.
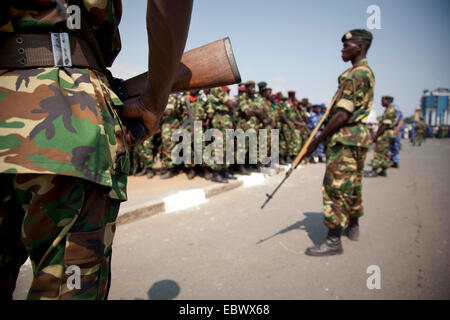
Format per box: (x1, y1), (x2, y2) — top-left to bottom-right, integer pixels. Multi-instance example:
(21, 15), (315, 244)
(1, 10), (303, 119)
(117, 178), (246, 226)
(116, 166), (289, 226)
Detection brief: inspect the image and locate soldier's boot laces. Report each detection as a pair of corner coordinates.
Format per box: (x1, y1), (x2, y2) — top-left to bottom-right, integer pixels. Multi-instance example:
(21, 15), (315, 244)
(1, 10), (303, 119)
(305, 228), (343, 257)
(345, 218), (359, 241)
(379, 168), (387, 177)
(146, 168), (155, 179)
(212, 171), (228, 183)
(160, 168), (177, 180)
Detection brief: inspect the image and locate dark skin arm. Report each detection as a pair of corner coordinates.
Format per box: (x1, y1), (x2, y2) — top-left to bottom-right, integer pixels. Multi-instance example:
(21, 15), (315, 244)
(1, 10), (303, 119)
(305, 109), (351, 158)
(372, 123), (389, 142)
(120, 0), (193, 145)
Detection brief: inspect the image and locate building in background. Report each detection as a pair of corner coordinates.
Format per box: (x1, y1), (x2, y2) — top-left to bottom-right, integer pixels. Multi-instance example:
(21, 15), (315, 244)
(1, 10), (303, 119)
(420, 88), (449, 126)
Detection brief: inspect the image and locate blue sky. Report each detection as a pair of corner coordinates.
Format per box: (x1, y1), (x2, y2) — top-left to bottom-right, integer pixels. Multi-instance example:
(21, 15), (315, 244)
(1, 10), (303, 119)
(110, 0), (450, 117)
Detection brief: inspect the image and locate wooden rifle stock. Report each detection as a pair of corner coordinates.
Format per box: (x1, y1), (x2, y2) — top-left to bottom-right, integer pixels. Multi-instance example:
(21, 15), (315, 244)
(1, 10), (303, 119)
(125, 37), (241, 97)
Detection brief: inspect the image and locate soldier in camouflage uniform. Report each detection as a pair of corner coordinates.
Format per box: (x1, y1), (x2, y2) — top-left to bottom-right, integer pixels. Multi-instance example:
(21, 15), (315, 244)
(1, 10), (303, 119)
(365, 96), (397, 177)
(160, 94), (181, 179)
(303, 29), (375, 256)
(205, 87), (236, 183)
(0, 0), (193, 299)
(134, 136), (155, 178)
(179, 89), (207, 180)
(236, 81), (264, 173)
(413, 118), (426, 146)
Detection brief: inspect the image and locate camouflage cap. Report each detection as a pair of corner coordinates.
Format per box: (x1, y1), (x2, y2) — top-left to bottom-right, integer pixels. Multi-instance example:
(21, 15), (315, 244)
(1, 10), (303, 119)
(262, 87), (272, 92)
(245, 80), (255, 86)
(342, 29), (373, 43)
(258, 81), (267, 88)
(382, 95), (394, 100)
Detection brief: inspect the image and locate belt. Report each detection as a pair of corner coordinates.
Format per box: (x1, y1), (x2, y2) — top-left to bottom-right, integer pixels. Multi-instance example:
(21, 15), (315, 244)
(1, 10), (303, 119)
(0, 33), (102, 70)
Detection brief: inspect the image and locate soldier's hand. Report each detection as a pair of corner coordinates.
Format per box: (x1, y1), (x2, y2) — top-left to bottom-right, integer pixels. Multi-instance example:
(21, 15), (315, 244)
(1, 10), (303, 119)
(120, 96), (162, 146)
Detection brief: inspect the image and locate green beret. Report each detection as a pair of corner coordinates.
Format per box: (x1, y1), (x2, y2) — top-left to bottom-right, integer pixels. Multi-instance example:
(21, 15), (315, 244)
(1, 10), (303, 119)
(257, 81), (267, 88)
(245, 80), (255, 86)
(342, 29), (373, 43)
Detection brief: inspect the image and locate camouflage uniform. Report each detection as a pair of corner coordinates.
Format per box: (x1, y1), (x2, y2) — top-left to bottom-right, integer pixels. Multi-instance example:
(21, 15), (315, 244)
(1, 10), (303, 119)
(0, 1), (127, 299)
(283, 100), (302, 157)
(323, 59), (375, 229)
(135, 136), (155, 173)
(160, 94), (180, 170)
(274, 101), (288, 159)
(205, 88), (234, 171)
(371, 105), (397, 169)
(236, 93), (263, 163)
(413, 120), (426, 146)
(179, 92), (207, 169)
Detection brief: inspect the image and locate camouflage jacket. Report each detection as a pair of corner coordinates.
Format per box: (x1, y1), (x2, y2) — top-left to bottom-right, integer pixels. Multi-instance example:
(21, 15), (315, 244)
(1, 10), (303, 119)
(205, 87), (232, 114)
(0, 67), (129, 201)
(237, 93), (263, 130)
(179, 93), (207, 125)
(379, 105), (397, 139)
(0, 0), (122, 67)
(327, 58), (375, 148)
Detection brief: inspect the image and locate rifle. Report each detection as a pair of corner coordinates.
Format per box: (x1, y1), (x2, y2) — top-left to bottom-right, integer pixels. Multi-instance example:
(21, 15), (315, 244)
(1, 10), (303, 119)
(260, 91), (341, 210)
(114, 37), (241, 142)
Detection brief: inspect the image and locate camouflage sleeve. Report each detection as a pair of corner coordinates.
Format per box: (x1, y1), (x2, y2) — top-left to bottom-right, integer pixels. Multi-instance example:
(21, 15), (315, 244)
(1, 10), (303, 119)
(205, 99), (215, 114)
(335, 68), (371, 114)
(382, 107), (397, 127)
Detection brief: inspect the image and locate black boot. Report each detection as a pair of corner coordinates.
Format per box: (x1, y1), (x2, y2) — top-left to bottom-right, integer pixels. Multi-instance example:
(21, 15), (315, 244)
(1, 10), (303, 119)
(305, 228), (343, 256)
(135, 167), (146, 176)
(378, 168), (387, 177)
(225, 169), (237, 180)
(212, 170), (228, 183)
(364, 169), (378, 177)
(345, 218), (359, 241)
(186, 168), (195, 180)
(146, 168), (155, 179)
(390, 162), (399, 168)
(238, 164), (251, 175)
(160, 168), (177, 179)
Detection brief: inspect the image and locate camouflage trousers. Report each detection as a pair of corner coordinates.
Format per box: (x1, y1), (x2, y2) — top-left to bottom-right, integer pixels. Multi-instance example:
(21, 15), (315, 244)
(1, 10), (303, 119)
(135, 136), (154, 171)
(209, 114), (233, 171)
(413, 132), (424, 146)
(161, 120), (180, 169)
(371, 134), (391, 169)
(0, 174), (119, 300)
(322, 144), (367, 229)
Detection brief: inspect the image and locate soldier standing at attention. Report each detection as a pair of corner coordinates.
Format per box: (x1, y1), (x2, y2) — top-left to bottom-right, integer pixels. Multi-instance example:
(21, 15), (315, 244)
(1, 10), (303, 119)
(0, 0), (193, 299)
(413, 118), (426, 146)
(365, 96), (397, 177)
(160, 94), (181, 179)
(303, 29), (375, 256)
(205, 87), (236, 183)
(388, 98), (404, 168)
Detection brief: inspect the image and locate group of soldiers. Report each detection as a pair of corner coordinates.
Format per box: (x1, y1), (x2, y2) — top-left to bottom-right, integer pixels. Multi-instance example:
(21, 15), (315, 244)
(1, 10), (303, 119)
(130, 81), (326, 183)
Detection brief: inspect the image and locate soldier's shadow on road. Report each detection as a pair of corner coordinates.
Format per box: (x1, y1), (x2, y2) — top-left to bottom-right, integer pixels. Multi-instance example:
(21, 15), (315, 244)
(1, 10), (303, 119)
(257, 212), (327, 245)
(147, 279), (180, 300)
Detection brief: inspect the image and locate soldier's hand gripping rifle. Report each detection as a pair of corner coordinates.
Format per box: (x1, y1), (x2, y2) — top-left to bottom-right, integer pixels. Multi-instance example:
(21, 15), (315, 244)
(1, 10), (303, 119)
(260, 92), (340, 210)
(114, 37), (241, 143)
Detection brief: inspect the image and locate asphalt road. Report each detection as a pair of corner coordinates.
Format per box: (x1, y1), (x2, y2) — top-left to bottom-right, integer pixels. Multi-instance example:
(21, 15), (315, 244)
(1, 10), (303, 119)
(14, 138), (450, 300)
